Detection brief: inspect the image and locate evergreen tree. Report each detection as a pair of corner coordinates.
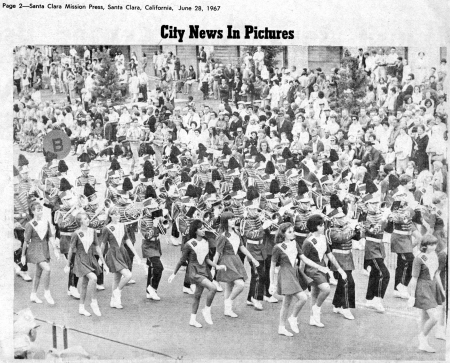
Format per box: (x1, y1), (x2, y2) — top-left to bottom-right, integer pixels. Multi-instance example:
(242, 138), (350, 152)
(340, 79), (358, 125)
(92, 56), (123, 103)
(335, 49), (370, 113)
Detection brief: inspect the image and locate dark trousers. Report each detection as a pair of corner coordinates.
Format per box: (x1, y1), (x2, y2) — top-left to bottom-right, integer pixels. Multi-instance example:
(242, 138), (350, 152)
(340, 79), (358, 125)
(363, 259), (370, 270)
(64, 253), (79, 289)
(181, 235), (191, 288)
(139, 85), (148, 102)
(171, 220), (179, 238)
(14, 79), (21, 94)
(366, 258), (390, 299)
(332, 270), (355, 309)
(94, 255), (104, 285)
(247, 260), (264, 302)
(394, 252), (414, 289)
(263, 256), (272, 297)
(146, 256), (164, 291)
(14, 229), (28, 272)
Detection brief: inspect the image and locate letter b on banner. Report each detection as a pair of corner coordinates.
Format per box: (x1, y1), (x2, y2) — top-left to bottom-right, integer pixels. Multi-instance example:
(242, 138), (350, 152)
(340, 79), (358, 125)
(43, 130), (71, 159)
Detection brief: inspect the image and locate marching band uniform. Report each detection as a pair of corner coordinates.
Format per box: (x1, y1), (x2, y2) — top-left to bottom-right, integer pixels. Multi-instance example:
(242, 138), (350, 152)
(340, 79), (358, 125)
(327, 208), (360, 318)
(55, 182), (82, 298)
(390, 192), (416, 298)
(362, 193), (390, 312)
(241, 200), (265, 310)
(140, 203), (164, 300)
(74, 163), (96, 194)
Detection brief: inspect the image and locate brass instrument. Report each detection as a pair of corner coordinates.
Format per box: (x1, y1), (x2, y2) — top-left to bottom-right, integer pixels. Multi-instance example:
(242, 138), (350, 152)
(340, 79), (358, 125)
(91, 198), (112, 221)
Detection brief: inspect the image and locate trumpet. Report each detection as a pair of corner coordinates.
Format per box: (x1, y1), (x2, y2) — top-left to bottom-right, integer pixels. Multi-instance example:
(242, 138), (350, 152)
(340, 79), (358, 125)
(62, 194), (89, 221)
(91, 198), (112, 221)
(202, 222), (219, 237)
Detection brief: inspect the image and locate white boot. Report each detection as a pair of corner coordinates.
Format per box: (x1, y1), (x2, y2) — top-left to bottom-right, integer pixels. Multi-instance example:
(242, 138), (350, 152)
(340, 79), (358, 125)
(90, 300), (102, 317)
(30, 293), (42, 304)
(19, 271), (32, 281)
(418, 333), (436, 353)
(224, 299), (238, 318)
(288, 316), (299, 334)
(373, 297), (386, 313)
(68, 286), (80, 299)
(189, 314), (202, 328)
(44, 290), (55, 305)
(278, 326), (293, 337)
(202, 306), (213, 325)
(339, 308), (355, 320)
(213, 280), (223, 292)
(79, 304), (91, 317)
(183, 286), (194, 295)
(309, 305), (324, 328)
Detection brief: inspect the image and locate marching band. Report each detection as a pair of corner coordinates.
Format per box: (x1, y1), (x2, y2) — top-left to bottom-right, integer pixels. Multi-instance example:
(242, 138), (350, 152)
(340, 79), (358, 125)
(13, 142), (447, 348)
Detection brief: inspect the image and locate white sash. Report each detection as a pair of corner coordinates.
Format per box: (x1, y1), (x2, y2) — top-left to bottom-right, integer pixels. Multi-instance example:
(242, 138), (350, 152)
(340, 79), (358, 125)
(278, 241), (297, 267)
(228, 231), (240, 255)
(107, 223), (125, 247)
(188, 239), (209, 265)
(30, 219), (49, 241)
(311, 236), (327, 261)
(77, 228), (94, 253)
(420, 252), (439, 280)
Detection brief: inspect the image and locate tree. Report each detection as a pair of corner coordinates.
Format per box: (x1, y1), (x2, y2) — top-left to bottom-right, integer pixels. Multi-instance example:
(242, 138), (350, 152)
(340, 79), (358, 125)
(92, 56), (124, 103)
(241, 46), (284, 69)
(335, 50), (370, 113)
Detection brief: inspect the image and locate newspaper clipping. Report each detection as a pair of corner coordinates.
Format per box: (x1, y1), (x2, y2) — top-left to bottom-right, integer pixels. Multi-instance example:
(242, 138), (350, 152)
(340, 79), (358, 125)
(1, 0), (449, 361)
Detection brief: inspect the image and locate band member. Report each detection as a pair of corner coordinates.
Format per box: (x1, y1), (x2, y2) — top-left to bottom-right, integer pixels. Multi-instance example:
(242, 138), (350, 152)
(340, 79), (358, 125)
(362, 193), (390, 312)
(292, 180), (312, 248)
(66, 212), (108, 317)
(303, 214), (346, 327)
(55, 179), (82, 299)
(327, 208), (361, 320)
(389, 176), (418, 299)
(140, 196), (164, 301)
(269, 222), (329, 337)
(75, 162), (96, 193)
(213, 212), (260, 318)
(101, 206), (142, 309)
(407, 235), (445, 353)
(22, 201), (60, 305)
(169, 220), (227, 328)
(242, 198), (265, 311)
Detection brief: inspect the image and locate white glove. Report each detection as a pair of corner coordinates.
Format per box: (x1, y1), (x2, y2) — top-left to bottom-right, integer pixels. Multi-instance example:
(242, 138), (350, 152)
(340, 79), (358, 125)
(64, 265), (70, 274)
(262, 220), (272, 230)
(168, 273), (176, 283)
(252, 259), (260, 268)
(407, 297), (415, 308)
(318, 266), (329, 274)
(338, 269), (347, 280)
(103, 264), (110, 274)
(269, 284), (276, 295)
(20, 256), (26, 266)
(216, 265), (227, 272)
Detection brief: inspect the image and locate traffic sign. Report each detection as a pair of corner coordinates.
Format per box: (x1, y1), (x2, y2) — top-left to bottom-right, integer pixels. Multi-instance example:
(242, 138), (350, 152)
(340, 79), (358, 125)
(43, 130), (71, 159)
